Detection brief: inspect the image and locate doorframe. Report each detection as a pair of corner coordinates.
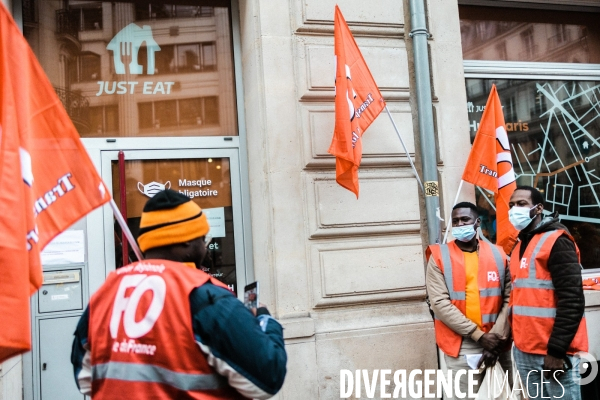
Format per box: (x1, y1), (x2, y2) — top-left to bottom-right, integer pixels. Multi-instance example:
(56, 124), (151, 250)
(97, 144), (248, 295)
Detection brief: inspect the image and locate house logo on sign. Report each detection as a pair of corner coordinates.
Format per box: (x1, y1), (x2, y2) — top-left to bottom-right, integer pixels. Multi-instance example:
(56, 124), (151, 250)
(97, 24), (174, 96)
(107, 23), (160, 75)
(138, 181), (171, 198)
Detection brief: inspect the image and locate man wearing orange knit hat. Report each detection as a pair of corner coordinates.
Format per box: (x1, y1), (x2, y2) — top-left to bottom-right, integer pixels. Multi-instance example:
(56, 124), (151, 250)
(71, 189), (287, 399)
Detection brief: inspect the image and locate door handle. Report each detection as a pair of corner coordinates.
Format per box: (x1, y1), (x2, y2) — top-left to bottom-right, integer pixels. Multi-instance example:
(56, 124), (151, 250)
(42, 363), (47, 371)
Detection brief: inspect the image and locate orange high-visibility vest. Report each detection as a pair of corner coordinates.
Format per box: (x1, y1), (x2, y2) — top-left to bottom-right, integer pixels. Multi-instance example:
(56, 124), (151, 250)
(427, 240), (507, 357)
(509, 230), (588, 356)
(89, 260), (247, 400)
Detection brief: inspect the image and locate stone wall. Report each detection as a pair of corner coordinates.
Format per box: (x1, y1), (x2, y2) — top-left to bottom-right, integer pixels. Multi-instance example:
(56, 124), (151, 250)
(238, 0), (471, 397)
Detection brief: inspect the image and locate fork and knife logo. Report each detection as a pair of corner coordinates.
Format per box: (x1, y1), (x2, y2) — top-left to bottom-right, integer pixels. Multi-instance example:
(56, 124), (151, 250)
(107, 23), (161, 75)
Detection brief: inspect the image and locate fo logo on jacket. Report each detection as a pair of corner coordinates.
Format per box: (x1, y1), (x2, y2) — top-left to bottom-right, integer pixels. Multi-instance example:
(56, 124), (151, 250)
(110, 274), (166, 339)
(487, 271), (499, 282)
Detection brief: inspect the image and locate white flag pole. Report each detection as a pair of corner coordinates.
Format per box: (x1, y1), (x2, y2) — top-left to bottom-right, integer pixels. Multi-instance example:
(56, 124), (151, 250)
(384, 105), (424, 192)
(442, 179), (464, 244)
(110, 198), (143, 261)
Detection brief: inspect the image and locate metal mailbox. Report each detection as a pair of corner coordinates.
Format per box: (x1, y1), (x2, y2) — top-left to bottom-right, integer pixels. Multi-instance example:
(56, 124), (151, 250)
(38, 270), (83, 313)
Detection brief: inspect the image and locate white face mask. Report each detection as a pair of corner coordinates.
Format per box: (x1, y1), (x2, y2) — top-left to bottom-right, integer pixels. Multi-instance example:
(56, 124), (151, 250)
(508, 205), (537, 231)
(137, 181), (171, 198)
(451, 224), (477, 242)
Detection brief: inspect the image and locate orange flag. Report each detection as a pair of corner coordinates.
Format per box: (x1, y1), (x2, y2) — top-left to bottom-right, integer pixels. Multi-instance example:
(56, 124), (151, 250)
(0, 3), (110, 362)
(329, 6), (385, 197)
(462, 84), (517, 254)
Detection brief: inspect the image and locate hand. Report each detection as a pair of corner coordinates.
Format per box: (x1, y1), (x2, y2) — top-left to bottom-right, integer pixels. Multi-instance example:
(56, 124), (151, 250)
(543, 355), (565, 380)
(478, 333), (504, 353)
(477, 349), (498, 369)
(250, 303), (268, 317)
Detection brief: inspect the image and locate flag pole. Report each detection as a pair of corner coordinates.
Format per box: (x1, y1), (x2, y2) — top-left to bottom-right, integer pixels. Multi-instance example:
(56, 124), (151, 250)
(442, 179), (464, 243)
(384, 105), (424, 192)
(110, 199), (143, 261)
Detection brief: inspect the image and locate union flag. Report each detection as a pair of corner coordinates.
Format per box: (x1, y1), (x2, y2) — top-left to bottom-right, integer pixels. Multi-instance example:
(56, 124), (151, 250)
(462, 84), (518, 254)
(0, 3), (110, 362)
(329, 6), (385, 197)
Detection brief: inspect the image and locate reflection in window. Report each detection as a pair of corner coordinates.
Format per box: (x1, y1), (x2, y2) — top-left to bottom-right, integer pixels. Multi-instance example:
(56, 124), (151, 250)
(68, 3), (103, 31)
(87, 105), (119, 136)
(138, 96), (219, 130)
(504, 96), (517, 121)
(531, 91), (547, 118)
(135, 4), (214, 20)
(139, 42), (216, 74)
(495, 42), (508, 61)
(549, 24), (570, 49)
(25, 2), (237, 138)
(466, 78), (600, 268)
(519, 28), (536, 59)
(68, 53), (101, 83)
(459, 6), (600, 63)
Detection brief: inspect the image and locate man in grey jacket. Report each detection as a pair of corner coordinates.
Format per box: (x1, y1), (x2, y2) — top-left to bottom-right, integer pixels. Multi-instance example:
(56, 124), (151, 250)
(426, 201), (512, 398)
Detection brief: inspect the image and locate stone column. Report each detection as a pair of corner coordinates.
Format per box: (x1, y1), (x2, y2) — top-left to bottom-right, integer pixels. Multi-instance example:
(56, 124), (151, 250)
(113, 3), (138, 136)
(214, 7), (236, 135)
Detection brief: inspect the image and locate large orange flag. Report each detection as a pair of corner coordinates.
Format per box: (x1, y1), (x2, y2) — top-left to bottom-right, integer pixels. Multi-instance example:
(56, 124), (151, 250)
(329, 6), (385, 197)
(0, 4), (110, 362)
(462, 84), (517, 254)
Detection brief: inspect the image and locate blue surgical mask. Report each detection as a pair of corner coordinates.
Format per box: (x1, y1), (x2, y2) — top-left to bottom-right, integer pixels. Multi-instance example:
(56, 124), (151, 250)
(452, 224), (477, 242)
(509, 205), (537, 231)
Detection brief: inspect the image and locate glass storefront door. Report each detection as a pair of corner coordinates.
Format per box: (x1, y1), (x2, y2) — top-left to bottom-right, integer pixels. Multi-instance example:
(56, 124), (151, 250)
(100, 148), (246, 294)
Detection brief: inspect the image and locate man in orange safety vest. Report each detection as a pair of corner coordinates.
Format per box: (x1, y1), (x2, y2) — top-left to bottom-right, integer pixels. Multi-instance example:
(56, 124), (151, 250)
(426, 202), (512, 398)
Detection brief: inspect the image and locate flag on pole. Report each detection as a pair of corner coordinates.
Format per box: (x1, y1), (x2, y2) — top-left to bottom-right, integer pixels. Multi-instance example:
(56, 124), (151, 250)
(0, 3), (110, 362)
(329, 5), (385, 197)
(462, 84), (518, 254)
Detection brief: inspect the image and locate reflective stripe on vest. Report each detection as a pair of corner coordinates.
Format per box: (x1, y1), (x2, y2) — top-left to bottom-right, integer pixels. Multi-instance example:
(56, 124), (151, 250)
(513, 230), (556, 290)
(435, 313), (498, 323)
(482, 313), (498, 323)
(92, 362), (225, 391)
(439, 243), (505, 301)
(440, 244), (465, 300)
(513, 306), (556, 318)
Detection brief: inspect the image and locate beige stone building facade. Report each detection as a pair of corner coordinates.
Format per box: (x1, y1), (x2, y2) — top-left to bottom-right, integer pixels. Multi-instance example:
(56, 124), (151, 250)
(1, 0), (600, 399)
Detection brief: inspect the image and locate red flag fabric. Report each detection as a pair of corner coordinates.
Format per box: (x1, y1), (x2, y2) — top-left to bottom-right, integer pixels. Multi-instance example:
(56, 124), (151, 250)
(329, 6), (385, 197)
(0, 3), (110, 362)
(462, 84), (517, 254)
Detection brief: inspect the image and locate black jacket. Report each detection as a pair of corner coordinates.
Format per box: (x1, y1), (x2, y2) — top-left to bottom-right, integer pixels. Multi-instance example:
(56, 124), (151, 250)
(515, 213), (585, 359)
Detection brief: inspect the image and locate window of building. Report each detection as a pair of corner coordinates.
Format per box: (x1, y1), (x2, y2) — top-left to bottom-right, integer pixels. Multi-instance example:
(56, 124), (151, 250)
(86, 105), (119, 136)
(138, 96), (219, 130)
(138, 42), (216, 74)
(135, 4), (214, 20)
(68, 53), (101, 83)
(461, 5), (600, 270)
(26, 1), (237, 138)
(465, 78), (600, 269)
(68, 3), (103, 31)
(460, 6), (600, 63)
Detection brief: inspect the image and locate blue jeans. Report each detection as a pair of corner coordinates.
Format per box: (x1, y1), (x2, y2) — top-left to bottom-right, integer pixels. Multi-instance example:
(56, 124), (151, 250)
(512, 345), (581, 399)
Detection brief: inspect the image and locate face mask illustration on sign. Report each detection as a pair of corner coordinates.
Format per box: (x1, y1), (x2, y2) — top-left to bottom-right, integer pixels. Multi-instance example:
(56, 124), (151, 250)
(138, 181), (171, 198)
